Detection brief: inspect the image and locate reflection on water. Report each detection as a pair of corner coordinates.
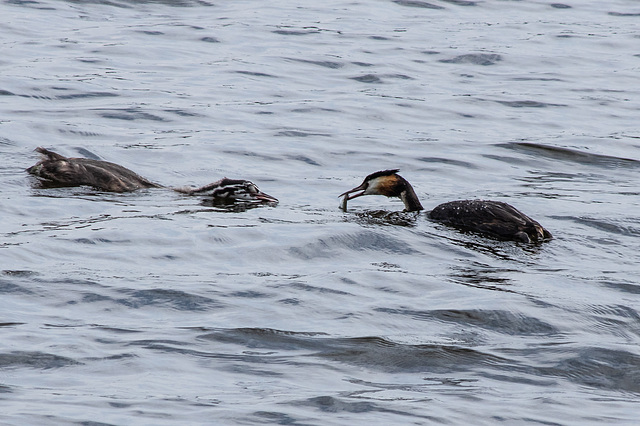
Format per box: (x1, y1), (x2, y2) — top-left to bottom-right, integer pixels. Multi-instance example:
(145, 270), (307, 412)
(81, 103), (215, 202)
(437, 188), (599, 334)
(2, 0), (640, 424)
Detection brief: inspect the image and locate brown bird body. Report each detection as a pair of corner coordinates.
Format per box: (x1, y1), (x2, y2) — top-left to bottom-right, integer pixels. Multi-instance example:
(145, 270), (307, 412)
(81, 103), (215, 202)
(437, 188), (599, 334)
(27, 147), (159, 192)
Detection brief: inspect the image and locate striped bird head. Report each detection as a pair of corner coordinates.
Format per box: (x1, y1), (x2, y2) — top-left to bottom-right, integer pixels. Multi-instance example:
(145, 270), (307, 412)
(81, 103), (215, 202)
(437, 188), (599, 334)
(187, 178), (278, 205)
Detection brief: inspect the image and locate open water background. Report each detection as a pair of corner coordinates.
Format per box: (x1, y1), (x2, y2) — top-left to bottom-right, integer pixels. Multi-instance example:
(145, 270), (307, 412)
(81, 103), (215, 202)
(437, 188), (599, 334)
(2, 0), (640, 424)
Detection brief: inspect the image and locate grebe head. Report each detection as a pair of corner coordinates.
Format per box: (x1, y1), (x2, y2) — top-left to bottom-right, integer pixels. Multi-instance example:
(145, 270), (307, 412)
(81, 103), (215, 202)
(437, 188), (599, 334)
(183, 178), (278, 204)
(339, 169), (423, 212)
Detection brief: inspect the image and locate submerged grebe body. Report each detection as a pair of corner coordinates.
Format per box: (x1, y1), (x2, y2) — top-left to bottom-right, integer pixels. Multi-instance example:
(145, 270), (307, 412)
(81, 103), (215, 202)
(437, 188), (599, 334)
(340, 169), (551, 243)
(429, 199), (551, 243)
(27, 147), (160, 192)
(27, 147), (278, 204)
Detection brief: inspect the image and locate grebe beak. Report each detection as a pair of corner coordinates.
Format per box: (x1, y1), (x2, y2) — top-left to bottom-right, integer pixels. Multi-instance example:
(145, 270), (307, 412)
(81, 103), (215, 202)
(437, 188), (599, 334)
(253, 190), (279, 204)
(339, 182), (367, 201)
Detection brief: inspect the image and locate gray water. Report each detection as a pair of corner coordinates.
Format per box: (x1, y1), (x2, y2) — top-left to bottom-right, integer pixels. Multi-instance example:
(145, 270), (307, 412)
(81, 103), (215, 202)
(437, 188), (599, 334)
(2, 0), (640, 424)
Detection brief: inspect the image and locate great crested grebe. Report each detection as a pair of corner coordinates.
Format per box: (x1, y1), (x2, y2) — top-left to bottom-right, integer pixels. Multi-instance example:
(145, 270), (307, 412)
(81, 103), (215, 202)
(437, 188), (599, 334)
(339, 169), (551, 243)
(27, 147), (278, 204)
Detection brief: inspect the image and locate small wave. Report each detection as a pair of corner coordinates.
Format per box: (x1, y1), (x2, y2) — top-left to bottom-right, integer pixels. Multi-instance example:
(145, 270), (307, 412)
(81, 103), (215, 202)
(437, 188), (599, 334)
(284, 58), (344, 69)
(500, 142), (640, 168)
(97, 108), (167, 122)
(115, 288), (223, 311)
(376, 308), (559, 335)
(495, 100), (566, 108)
(234, 70), (277, 78)
(551, 215), (640, 237)
(0, 351), (81, 369)
(199, 328), (505, 373)
(288, 230), (420, 259)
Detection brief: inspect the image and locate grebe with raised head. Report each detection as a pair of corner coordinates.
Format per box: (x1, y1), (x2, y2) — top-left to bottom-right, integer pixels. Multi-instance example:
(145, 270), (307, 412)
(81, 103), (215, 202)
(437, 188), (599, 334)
(27, 147), (278, 205)
(339, 169), (551, 243)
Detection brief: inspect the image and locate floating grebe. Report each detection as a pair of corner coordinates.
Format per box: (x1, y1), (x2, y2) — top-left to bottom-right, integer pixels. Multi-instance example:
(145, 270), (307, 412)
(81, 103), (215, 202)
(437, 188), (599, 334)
(27, 147), (278, 204)
(339, 169), (551, 243)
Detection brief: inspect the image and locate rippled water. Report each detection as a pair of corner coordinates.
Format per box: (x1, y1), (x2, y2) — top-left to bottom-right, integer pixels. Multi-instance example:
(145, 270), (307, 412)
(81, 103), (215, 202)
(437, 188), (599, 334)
(2, 0), (640, 424)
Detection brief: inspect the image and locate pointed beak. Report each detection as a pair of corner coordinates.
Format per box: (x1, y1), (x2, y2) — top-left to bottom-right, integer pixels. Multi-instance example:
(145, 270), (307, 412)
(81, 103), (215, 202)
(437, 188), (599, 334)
(339, 183), (367, 201)
(254, 191), (279, 204)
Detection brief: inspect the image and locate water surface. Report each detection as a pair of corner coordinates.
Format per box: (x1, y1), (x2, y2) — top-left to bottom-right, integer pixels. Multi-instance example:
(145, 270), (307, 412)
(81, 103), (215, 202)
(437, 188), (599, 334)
(2, 0), (640, 424)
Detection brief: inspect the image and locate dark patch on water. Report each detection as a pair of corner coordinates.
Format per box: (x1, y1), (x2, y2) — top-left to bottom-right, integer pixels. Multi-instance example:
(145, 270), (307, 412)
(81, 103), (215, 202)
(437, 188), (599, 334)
(569, 216), (640, 237)
(203, 328), (640, 393)
(392, 0), (445, 9)
(541, 347), (640, 393)
(586, 304), (640, 338)
(56, 92), (118, 100)
(59, 129), (103, 137)
(70, 237), (130, 244)
(201, 327), (327, 346)
(288, 282), (353, 296)
(116, 288), (222, 310)
(295, 395), (437, 421)
(5, 0), (54, 8)
(285, 154), (322, 166)
(307, 334), (502, 372)
(98, 108), (166, 121)
(200, 36), (220, 43)
(550, 3), (571, 8)
(290, 107), (340, 113)
(502, 142), (640, 168)
(601, 281), (640, 295)
(608, 11), (640, 17)
(235, 70), (277, 78)
(439, 53), (502, 65)
(417, 156), (476, 168)
(0, 323), (25, 330)
(2, 270), (38, 277)
(377, 308), (559, 335)
(272, 29), (320, 36)
(80, 292), (114, 304)
(164, 108), (203, 117)
(495, 100), (566, 108)
(275, 130), (331, 138)
(228, 290), (272, 299)
(285, 58), (344, 69)
(0, 280), (35, 295)
(0, 351), (81, 369)
(387, 73), (414, 80)
(251, 411), (300, 424)
(138, 30), (164, 36)
(351, 74), (383, 83)
(297, 395), (375, 413)
(511, 76), (564, 82)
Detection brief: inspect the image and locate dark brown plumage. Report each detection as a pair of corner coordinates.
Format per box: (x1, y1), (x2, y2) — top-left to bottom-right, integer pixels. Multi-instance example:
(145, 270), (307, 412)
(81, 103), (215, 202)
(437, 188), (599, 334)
(429, 199), (552, 243)
(27, 147), (160, 192)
